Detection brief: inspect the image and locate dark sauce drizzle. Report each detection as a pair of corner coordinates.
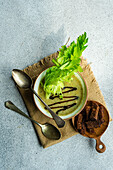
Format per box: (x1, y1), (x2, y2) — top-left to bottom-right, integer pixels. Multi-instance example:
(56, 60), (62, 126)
(48, 96), (78, 107)
(45, 86), (79, 114)
(62, 87), (77, 94)
(49, 95), (78, 99)
(56, 103), (76, 115)
(49, 87), (77, 100)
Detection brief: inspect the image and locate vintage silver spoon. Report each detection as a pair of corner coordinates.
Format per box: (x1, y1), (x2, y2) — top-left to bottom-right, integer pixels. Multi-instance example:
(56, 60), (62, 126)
(5, 101), (61, 140)
(12, 69), (65, 128)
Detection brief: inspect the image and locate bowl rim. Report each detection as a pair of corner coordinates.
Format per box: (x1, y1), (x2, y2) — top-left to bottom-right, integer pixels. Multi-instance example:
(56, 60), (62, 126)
(33, 68), (88, 120)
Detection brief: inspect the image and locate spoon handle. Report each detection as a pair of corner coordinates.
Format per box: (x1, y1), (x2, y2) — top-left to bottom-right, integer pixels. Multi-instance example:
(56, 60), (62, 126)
(5, 101), (41, 127)
(31, 87), (65, 128)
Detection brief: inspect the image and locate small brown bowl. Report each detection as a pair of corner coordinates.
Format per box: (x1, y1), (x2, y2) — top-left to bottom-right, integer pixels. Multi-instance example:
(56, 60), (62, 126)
(72, 100), (110, 153)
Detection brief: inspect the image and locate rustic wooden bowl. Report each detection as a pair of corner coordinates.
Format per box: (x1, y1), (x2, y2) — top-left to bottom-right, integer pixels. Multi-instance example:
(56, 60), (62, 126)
(72, 101), (110, 153)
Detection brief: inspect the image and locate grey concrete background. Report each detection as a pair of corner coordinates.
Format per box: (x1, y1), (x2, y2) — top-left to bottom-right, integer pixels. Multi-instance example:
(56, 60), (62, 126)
(0, 0), (113, 170)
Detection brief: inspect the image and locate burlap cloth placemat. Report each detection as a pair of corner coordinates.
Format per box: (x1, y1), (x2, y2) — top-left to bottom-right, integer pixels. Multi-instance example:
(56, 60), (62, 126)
(18, 52), (111, 148)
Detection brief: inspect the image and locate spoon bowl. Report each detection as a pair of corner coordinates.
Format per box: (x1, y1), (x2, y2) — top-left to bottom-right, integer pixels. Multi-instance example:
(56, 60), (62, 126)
(41, 123), (61, 140)
(12, 69), (32, 89)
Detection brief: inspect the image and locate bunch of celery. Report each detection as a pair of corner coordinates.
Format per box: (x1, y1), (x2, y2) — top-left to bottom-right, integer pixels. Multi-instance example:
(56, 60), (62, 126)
(42, 32), (88, 99)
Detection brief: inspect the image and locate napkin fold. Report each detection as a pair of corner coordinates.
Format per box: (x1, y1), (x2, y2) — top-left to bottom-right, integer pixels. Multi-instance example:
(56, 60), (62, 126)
(18, 52), (111, 148)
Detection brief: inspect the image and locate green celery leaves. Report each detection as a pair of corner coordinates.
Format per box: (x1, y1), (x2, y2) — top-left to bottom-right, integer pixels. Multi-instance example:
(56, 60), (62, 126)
(42, 32), (88, 99)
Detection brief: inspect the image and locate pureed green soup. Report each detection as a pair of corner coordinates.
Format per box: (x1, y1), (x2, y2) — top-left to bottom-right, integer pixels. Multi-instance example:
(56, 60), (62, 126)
(38, 75), (83, 117)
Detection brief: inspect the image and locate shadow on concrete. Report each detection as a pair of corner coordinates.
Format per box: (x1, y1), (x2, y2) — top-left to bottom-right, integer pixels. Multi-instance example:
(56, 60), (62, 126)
(40, 25), (67, 58)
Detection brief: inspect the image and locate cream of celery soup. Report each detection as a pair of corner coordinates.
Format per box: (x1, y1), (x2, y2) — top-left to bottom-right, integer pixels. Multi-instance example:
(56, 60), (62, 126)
(38, 75), (83, 116)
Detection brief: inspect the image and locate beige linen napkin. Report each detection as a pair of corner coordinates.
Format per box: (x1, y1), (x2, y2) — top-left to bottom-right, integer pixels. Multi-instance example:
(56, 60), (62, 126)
(18, 52), (111, 148)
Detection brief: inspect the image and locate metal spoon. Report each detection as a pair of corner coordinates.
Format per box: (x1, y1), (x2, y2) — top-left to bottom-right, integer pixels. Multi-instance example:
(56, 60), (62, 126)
(5, 101), (61, 140)
(12, 69), (65, 128)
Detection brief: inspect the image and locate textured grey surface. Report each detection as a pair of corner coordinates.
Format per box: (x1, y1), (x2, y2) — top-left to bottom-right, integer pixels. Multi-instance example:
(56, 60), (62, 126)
(0, 0), (113, 170)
